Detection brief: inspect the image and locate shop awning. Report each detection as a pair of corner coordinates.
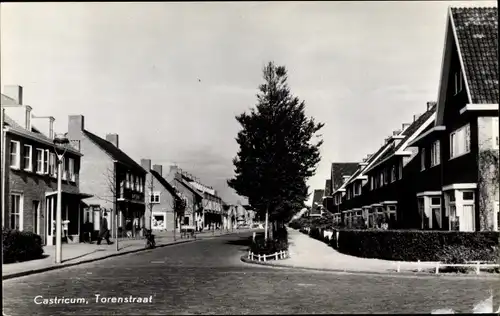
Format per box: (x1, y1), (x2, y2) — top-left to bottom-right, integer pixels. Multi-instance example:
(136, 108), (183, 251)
(45, 191), (93, 199)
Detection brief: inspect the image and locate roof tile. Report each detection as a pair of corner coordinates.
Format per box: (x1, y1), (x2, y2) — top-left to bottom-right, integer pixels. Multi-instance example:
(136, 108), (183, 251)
(451, 7), (498, 104)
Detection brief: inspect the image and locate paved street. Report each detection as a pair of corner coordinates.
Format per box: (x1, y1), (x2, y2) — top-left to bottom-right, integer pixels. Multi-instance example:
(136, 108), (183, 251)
(3, 231), (497, 315)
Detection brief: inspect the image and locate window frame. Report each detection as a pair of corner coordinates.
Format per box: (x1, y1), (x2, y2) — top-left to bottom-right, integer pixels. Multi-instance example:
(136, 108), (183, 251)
(35, 148), (44, 174)
(68, 158), (75, 181)
(44, 149), (50, 174)
(391, 165), (396, 183)
(9, 140), (21, 169)
(450, 124), (471, 159)
(150, 191), (160, 204)
(430, 140), (441, 167)
(23, 144), (32, 171)
(420, 147), (426, 171)
(10, 193), (23, 231)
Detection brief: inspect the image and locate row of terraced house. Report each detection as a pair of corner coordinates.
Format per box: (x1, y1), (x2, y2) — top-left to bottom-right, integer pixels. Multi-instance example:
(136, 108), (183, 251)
(319, 7), (499, 232)
(1, 86), (249, 245)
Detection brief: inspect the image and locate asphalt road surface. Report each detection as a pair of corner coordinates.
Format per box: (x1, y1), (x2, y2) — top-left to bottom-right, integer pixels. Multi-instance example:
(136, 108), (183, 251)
(3, 232), (498, 315)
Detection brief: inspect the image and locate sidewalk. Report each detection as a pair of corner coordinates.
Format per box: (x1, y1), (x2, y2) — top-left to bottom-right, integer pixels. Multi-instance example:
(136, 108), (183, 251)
(3, 228), (255, 280)
(243, 228), (440, 274)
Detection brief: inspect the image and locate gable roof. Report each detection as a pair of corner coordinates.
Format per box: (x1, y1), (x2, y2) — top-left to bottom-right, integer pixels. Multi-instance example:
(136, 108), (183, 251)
(331, 163), (359, 187)
(451, 7), (498, 104)
(150, 169), (181, 200)
(3, 113), (82, 156)
(174, 177), (203, 199)
(83, 130), (146, 174)
(311, 189), (324, 210)
(364, 103), (437, 173)
(436, 6), (498, 124)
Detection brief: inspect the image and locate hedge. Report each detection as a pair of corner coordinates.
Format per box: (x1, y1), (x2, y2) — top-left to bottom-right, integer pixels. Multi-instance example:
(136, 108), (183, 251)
(3, 228), (44, 264)
(250, 228), (289, 255)
(334, 230), (500, 263)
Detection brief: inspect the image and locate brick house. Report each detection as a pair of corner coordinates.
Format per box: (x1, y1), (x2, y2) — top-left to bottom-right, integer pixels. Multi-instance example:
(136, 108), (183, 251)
(67, 115), (147, 239)
(2, 86), (91, 245)
(324, 162), (359, 214)
(140, 160), (183, 232)
(407, 7), (499, 232)
(353, 104), (437, 229)
(165, 165), (202, 231)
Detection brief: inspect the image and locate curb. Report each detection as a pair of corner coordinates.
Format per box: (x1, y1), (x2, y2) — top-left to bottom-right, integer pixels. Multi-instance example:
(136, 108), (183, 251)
(240, 255), (500, 279)
(3, 230), (255, 281)
(3, 239), (197, 281)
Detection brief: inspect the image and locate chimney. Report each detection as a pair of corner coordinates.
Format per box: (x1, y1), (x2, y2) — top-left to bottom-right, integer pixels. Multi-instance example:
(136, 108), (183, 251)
(402, 123), (411, 131)
(25, 106), (32, 130)
(384, 137), (392, 144)
(152, 164), (163, 176)
(3, 85), (23, 105)
(49, 116), (55, 139)
(68, 115), (85, 141)
(427, 101), (437, 111)
(413, 114), (421, 122)
(140, 159), (152, 172)
(106, 134), (119, 148)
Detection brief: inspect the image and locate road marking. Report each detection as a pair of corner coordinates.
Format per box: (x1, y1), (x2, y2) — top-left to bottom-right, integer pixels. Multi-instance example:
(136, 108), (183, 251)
(297, 283), (315, 287)
(150, 261), (165, 264)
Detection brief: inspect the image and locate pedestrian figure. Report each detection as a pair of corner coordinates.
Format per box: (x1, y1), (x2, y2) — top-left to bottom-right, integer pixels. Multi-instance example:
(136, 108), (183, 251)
(84, 219), (93, 243)
(97, 211), (111, 245)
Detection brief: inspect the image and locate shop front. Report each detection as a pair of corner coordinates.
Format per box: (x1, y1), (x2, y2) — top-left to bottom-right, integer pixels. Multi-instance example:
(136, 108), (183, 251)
(45, 191), (92, 246)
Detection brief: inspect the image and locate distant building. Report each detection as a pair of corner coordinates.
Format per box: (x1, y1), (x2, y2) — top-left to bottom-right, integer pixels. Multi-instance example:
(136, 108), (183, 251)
(310, 189), (324, 217)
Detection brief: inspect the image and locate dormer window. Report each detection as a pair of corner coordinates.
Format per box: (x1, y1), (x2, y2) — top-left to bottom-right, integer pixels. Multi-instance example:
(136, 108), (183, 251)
(454, 71), (463, 95)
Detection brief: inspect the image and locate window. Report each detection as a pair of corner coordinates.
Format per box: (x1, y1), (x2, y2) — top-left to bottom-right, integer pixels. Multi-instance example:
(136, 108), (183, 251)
(354, 183), (361, 196)
(493, 117), (499, 149)
(126, 173), (130, 189)
(398, 161), (403, 179)
(68, 158), (75, 181)
(9, 141), (21, 169)
(10, 193), (23, 230)
(450, 124), (470, 158)
(420, 147), (426, 171)
(430, 197), (442, 229)
(391, 165), (396, 183)
(62, 158), (67, 180)
(463, 191), (474, 200)
(44, 149), (50, 174)
(430, 140), (441, 167)
(379, 172), (384, 187)
(384, 169), (389, 185)
(454, 71), (463, 95)
(36, 149), (44, 173)
(150, 192), (160, 204)
(418, 197), (426, 229)
(23, 145), (32, 171)
(49, 153), (56, 177)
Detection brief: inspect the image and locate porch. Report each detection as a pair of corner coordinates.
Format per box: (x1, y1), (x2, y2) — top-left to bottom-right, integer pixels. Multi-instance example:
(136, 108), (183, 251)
(44, 191), (93, 246)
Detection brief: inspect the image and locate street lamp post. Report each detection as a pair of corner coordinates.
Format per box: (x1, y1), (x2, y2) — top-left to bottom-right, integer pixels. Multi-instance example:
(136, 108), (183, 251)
(53, 133), (70, 264)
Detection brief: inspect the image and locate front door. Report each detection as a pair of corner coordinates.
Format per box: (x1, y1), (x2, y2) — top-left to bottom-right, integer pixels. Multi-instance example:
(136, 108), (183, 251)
(461, 204), (475, 232)
(46, 197), (55, 246)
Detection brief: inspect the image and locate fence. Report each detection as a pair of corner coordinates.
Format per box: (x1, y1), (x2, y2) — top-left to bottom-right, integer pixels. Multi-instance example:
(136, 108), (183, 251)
(247, 250), (289, 262)
(394, 260), (500, 274)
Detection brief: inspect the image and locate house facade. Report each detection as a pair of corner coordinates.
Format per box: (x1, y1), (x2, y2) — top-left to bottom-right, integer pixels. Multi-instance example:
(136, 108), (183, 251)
(2, 86), (91, 245)
(67, 115), (147, 239)
(165, 166), (202, 230)
(407, 7), (499, 232)
(330, 7), (498, 232)
(325, 162), (359, 214)
(141, 159), (182, 232)
(310, 189), (324, 217)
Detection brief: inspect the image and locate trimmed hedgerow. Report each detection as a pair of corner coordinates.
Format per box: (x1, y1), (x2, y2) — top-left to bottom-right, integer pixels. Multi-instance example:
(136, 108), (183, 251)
(335, 229), (499, 263)
(3, 228), (44, 264)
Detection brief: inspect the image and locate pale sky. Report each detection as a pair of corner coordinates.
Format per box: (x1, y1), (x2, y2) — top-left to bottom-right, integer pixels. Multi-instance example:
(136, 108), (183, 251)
(1, 1), (496, 205)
